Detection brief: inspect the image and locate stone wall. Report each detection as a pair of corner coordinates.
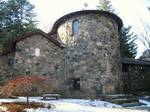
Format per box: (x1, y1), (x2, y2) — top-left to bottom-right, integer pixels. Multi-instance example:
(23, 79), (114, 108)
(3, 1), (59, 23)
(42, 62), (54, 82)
(13, 34), (65, 90)
(57, 13), (122, 97)
(0, 11), (123, 98)
(122, 64), (150, 93)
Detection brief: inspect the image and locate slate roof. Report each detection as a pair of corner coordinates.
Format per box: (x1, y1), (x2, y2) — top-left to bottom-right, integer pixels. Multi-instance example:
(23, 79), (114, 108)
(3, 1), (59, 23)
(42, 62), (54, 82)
(10, 29), (64, 53)
(121, 58), (150, 66)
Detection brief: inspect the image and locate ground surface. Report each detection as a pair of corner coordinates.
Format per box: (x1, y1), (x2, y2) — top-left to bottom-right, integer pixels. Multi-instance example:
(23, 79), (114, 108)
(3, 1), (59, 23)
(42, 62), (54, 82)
(0, 97), (150, 112)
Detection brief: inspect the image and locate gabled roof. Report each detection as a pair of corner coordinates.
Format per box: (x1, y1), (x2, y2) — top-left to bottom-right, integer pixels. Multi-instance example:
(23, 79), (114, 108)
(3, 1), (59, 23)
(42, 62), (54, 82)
(11, 29), (64, 50)
(48, 10), (123, 35)
(121, 58), (150, 66)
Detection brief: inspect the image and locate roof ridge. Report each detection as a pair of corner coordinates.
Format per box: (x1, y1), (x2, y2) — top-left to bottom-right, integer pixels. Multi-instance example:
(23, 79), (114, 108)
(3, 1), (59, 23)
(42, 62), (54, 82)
(8, 29), (65, 54)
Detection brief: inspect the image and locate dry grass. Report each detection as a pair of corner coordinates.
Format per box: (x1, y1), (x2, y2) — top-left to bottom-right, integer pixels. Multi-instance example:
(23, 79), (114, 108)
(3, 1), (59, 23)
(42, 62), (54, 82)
(1, 76), (58, 98)
(0, 102), (53, 112)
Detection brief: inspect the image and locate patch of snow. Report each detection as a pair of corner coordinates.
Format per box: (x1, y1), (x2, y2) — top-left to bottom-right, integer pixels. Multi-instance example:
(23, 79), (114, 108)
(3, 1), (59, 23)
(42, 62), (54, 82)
(24, 98), (148, 112)
(140, 99), (150, 107)
(55, 99), (121, 108)
(0, 106), (7, 111)
(18, 97), (121, 108)
(0, 98), (22, 103)
(25, 107), (148, 112)
(0, 97), (149, 112)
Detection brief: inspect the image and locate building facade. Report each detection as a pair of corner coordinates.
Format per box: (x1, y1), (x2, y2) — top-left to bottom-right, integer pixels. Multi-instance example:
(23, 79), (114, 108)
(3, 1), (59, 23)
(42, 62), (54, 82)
(55, 10), (123, 96)
(0, 10), (123, 98)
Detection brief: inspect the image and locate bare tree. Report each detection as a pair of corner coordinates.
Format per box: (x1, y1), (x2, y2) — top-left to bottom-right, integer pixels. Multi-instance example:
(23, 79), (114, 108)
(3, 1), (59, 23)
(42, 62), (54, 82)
(138, 19), (150, 49)
(42, 21), (54, 33)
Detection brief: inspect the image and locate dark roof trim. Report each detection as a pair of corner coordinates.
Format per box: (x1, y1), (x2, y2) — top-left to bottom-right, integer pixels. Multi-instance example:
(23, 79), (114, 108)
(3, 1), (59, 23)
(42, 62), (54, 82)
(121, 58), (150, 66)
(11, 29), (64, 50)
(48, 10), (123, 35)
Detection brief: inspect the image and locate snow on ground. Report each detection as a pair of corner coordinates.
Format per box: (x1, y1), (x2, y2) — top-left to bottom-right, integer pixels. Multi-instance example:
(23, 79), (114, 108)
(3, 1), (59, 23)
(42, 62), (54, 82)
(140, 99), (150, 107)
(0, 97), (149, 112)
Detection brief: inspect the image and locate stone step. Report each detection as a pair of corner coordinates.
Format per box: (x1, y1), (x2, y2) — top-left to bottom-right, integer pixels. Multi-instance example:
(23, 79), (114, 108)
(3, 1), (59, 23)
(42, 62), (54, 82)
(121, 102), (145, 107)
(111, 98), (139, 104)
(101, 94), (142, 107)
(128, 106), (150, 111)
(101, 94), (137, 100)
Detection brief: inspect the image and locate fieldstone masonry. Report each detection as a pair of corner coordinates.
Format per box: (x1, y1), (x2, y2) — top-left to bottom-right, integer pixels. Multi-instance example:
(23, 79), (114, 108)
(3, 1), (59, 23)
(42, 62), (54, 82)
(0, 10), (123, 97)
(57, 13), (122, 96)
(14, 34), (64, 77)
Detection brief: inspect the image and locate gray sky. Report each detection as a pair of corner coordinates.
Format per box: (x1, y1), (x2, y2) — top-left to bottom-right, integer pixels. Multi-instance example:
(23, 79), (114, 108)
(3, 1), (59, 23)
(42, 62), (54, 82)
(145, 0), (150, 7)
(29, 0), (150, 57)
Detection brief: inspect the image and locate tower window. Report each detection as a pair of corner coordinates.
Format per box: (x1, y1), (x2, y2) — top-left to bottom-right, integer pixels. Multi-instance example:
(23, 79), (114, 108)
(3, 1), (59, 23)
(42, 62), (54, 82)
(72, 20), (79, 35)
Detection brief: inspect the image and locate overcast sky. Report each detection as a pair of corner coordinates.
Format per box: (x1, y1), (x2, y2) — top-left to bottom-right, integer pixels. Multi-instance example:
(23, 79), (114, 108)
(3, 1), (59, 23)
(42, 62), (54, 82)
(29, 0), (150, 57)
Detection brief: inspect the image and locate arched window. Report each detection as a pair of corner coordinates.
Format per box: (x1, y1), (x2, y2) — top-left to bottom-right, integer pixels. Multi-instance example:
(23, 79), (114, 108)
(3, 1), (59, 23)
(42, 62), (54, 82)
(35, 48), (40, 57)
(72, 20), (79, 35)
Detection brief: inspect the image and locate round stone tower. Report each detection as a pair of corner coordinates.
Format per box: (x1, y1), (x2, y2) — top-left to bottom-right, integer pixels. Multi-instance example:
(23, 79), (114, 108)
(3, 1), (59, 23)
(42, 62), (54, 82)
(50, 10), (123, 97)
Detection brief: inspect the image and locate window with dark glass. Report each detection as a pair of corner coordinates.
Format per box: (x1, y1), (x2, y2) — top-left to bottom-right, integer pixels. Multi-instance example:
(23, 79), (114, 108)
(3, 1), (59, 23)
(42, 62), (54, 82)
(72, 20), (79, 35)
